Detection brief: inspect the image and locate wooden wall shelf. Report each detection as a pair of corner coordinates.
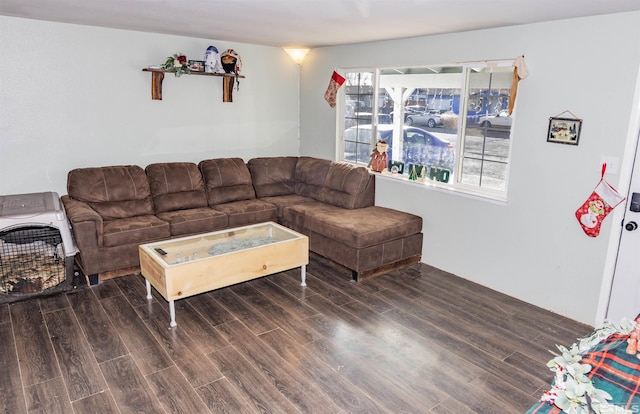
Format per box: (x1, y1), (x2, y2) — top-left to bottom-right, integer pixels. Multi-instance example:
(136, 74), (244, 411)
(142, 68), (245, 102)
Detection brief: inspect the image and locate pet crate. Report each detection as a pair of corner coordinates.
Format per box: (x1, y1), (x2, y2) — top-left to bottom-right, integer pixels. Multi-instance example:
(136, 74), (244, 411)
(0, 192), (78, 302)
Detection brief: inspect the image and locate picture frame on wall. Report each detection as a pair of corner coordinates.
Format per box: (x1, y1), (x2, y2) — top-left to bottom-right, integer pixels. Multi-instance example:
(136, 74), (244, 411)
(547, 116), (582, 146)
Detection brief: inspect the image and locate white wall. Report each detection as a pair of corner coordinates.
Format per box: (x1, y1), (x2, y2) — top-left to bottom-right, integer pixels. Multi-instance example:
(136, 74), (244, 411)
(0, 16), (301, 196)
(299, 12), (640, 325)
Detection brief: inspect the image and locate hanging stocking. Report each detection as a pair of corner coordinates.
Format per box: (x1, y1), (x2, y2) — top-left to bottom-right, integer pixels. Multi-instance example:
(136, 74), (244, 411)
(324, 71), (346, 108)
(575, 164), (625, 237)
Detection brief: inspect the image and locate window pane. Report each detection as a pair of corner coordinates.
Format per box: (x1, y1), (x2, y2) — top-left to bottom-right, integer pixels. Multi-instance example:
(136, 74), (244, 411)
(461, 67), (513, 190)
(344, 72), (375, 165)
(378, 67), (461, 182)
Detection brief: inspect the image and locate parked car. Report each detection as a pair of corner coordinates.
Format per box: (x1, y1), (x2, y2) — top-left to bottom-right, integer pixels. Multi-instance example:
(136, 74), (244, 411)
(405, 111), (443, 128)
(343, 124), (455, 171)
(479, 111), (512, 128)
(389, 105), (425, 122)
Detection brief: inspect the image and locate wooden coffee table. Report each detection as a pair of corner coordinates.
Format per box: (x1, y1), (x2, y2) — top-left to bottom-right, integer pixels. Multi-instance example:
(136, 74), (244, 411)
(139, 221), (308, 327)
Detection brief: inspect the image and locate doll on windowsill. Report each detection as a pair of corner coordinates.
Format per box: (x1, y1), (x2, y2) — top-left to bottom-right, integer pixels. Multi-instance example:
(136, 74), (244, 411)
(368, 140), (388, 173)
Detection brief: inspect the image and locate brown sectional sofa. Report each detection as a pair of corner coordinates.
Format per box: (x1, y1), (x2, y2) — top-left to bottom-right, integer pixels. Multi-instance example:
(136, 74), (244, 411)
(61, 156), (423, 284)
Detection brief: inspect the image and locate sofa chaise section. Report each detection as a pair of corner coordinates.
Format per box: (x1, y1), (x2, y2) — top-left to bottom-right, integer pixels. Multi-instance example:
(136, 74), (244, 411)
(247, 156), (421, 279)
(282, 204), (423, 279)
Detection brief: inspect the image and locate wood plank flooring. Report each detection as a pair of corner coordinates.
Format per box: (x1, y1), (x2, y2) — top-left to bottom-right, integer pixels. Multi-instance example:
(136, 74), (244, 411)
(0, 257), (594, 413)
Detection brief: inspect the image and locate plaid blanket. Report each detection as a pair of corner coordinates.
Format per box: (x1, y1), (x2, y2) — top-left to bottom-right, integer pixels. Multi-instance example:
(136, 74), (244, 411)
(526, 332), (640, 413)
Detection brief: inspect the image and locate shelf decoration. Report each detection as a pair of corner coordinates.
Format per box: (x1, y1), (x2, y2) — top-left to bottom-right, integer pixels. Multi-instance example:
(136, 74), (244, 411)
(142, 48), (244, 102)
(162, 53), (190, 77)
(547, 110), (582, 145)
(204, 46), (225, 74)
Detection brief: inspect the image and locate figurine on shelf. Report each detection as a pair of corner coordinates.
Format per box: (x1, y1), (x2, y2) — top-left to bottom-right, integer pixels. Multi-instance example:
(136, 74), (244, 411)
(368, 140), (388, 173)
(204, 46), (224, 74)
(220, 49), (242, 74)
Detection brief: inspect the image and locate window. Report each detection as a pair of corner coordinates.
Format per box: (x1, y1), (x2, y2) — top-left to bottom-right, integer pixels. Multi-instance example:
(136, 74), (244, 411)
(339, 62), (515, 198)
(343, 71), (376, 165)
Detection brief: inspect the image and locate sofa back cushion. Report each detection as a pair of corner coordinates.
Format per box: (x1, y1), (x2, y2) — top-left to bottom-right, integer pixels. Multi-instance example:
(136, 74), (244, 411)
(294, 157), (332, 200)
(247, 157), (298, 197)
(318, 162), (375, 209)
(67, 165), (154, 219)
(145, 162), (208, 213)
(199, 158), (255, 206)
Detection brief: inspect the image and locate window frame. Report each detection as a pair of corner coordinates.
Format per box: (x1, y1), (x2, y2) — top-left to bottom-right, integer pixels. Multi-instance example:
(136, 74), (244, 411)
(337, 60), (515, 202)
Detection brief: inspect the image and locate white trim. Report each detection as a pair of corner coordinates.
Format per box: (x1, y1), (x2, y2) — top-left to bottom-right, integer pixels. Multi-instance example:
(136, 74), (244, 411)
(376, 173), (509, 205)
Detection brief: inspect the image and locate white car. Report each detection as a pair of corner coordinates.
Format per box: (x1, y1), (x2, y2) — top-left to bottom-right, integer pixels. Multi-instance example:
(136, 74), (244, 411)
(405, 111), (443, 128)
(479, 111), (512, 128)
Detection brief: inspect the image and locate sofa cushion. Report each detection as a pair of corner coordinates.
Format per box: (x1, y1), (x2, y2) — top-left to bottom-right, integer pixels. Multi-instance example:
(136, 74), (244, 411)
(294, 157), (332, 200)
(156, 207), (228, 237)
(67, 165), (154, 220)
(212, 199), (277, 227)
(283, 203), (422, 249)
(318, 162), (374, 209)
(258, 194), (316, 218)
(199, 158), (256, 206)
(146, 162), (208, 213)
(247, 156), (298, 197)
(102, 215), (170, 248)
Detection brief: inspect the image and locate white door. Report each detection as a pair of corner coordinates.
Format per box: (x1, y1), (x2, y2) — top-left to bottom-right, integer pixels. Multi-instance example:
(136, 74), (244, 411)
(606, 136), (640, 322)
(604, 66), (640, 323)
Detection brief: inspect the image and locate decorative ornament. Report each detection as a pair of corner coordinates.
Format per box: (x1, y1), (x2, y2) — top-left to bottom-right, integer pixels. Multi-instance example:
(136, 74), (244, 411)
(220, 49), (242, 74)
(367, 141), (388, 173)
(324, 71), (346, 108)
(162, 53), (190, 77)
(537, 317), (638, 414)
(204, 46), (224, 74)
(408, 165), (417, 181)
(419, 166), (427, 182)
(575, 163), (625, 237)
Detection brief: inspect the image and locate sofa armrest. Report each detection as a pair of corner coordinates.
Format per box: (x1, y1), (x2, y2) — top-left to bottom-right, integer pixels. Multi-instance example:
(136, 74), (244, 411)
(61, 195), (103, 249)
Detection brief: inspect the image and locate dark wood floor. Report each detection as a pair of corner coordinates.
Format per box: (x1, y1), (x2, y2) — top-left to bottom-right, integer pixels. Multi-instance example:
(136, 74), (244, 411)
(0, 257), (593, 414)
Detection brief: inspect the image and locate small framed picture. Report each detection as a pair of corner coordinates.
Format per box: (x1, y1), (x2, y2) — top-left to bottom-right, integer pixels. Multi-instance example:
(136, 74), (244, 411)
(188, 60), (205, 72)
(388, 161), (404, 174)
(547, 117), (582, 146)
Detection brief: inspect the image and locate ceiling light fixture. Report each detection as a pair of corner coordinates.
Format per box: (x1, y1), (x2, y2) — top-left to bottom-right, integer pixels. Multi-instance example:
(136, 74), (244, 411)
(283, 48), (310, 65)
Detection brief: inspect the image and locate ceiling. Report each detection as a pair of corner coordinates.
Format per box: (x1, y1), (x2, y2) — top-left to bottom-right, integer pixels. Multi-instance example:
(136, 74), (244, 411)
(2, 0), (640, 48)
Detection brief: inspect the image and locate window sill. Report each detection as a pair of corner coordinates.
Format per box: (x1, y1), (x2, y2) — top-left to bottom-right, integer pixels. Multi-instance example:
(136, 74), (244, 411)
(374, 171), (509, 205)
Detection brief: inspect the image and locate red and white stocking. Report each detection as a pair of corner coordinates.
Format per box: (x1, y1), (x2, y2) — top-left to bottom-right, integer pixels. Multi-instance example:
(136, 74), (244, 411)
(324, 71), (345, 108)
(575, 164), (625, 237)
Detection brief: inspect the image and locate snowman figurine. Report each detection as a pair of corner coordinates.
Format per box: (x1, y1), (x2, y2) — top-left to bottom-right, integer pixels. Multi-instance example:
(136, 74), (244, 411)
(204, 46), (224, 74)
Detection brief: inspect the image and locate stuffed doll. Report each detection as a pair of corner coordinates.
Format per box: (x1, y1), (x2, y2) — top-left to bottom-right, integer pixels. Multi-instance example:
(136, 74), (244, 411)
(368, 141), (388, 173)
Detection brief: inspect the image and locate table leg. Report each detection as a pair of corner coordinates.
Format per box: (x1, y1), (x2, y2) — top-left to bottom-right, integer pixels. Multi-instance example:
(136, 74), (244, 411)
(145, 279), (152, 300)
(169, 300), (177, 327)
(300, 265), (306, 287)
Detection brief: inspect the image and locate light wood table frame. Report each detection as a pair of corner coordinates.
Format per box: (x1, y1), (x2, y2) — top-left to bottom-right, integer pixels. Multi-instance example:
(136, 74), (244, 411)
(139, 222), (308, 327)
